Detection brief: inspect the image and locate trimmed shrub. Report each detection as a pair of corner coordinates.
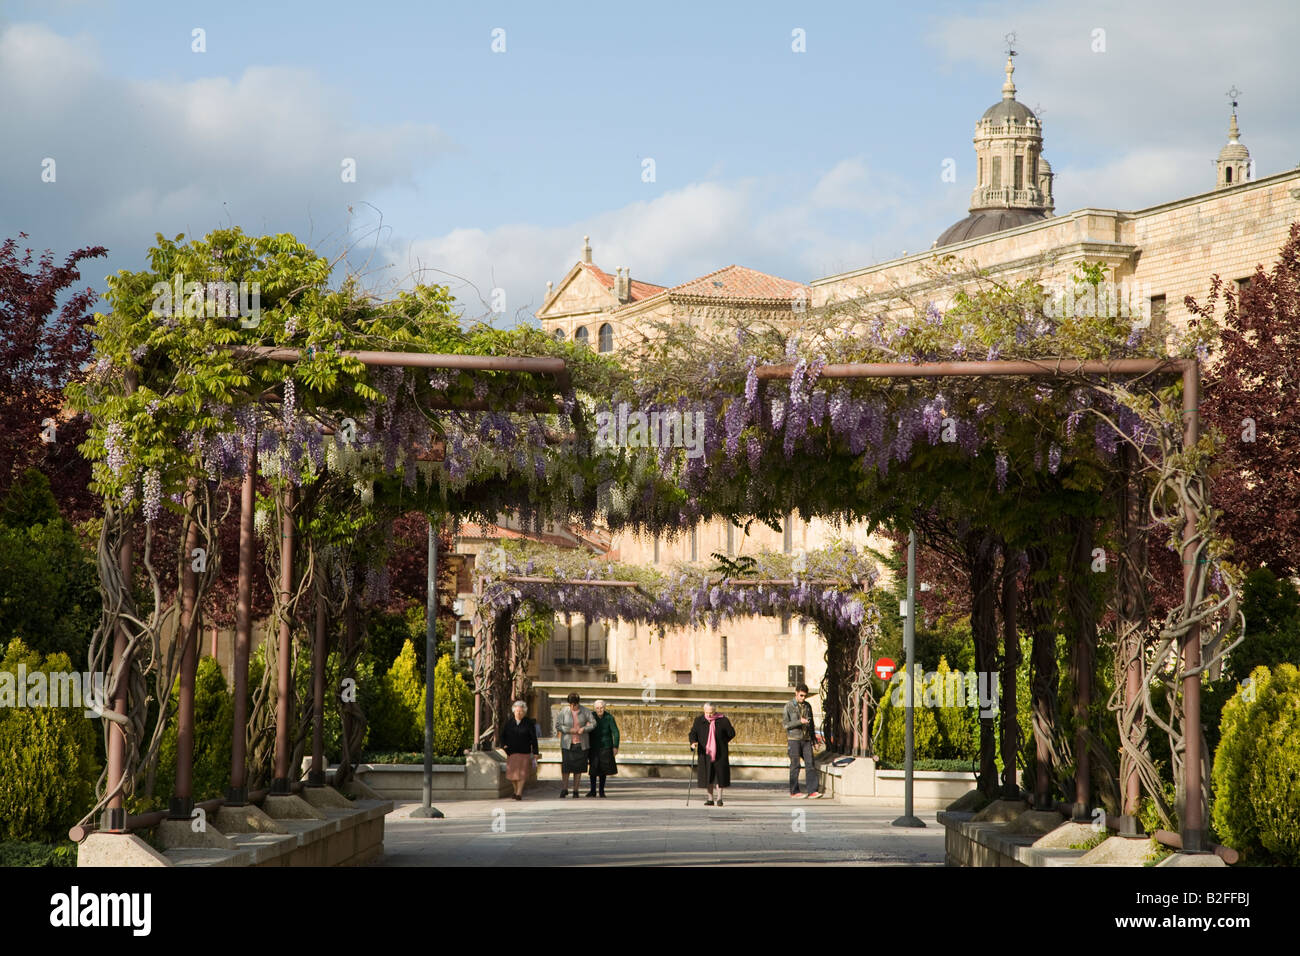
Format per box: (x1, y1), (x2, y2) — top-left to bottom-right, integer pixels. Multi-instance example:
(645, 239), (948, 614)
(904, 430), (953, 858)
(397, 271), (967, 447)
(152, 656), (234, 805)
(368, 640), (423, 753)
(433, 653), (472, 757)
(1212, 663), (1300, 864)
(0, 640), (99, 842)
(873, 665), (939, 763)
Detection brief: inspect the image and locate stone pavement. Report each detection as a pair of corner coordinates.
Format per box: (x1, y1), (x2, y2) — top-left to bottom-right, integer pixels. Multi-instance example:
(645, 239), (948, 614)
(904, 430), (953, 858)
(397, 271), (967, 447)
(377, 779), (945, 866)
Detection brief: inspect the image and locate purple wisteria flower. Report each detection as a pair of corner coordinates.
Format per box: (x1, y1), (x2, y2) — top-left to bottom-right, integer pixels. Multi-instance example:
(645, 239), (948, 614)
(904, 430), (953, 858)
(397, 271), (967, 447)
(283, 378), (296, 430)
(744, 356), (760, 411)
(1048, 443), (1062, 474)
(995, 452), (1008, 492)
(105, 421), (127, 475)
(142, 470), (162, 522)
(1066, 410), (1083, 442)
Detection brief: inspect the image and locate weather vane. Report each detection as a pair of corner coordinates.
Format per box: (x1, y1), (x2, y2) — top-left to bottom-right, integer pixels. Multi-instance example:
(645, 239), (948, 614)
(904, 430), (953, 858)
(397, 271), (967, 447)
(1226, 85), (1242, 115)
(1004, 31), (1017, 57)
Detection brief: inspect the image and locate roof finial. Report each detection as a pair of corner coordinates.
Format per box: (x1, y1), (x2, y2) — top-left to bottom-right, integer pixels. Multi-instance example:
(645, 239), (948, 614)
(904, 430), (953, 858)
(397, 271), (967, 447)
(1002, 32), (1017, 100)
(1226, 86), (1242, 142)
(582, 235), (592, 263)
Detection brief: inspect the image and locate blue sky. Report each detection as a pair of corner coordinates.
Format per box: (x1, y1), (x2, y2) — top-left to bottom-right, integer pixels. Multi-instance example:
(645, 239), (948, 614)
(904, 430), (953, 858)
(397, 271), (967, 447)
(4, 0), (1297, 320)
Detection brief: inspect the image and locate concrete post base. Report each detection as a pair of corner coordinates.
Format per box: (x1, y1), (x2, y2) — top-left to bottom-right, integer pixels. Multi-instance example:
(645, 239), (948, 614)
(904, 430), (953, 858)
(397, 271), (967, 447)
(77, 832), (172, 867)
(215, 803), (286, 834)
(155, 818), (237, 850)
(340, 777), (384, 800)
(300, 785), (354, 810)
(261, 793), (326, 820)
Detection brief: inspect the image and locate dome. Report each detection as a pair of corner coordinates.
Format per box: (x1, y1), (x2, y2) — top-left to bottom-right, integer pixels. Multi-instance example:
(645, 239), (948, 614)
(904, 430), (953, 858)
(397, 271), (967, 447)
(1218, 142), (1249, 161)
(980, 99), (1038, 127)
(935, 208), (1049, 248)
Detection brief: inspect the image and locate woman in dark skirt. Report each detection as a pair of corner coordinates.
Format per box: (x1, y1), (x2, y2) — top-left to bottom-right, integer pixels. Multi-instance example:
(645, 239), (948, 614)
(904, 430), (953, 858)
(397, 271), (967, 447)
(501, 700), (539, 800)
(689, 702), (736, 806)
(586, 699), (620, 797)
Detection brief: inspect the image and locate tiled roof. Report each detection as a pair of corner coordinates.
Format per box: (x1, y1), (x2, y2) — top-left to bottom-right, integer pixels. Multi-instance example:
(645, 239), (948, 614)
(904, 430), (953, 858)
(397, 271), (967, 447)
(667, 264), (808, 301)
(577, 261), (666, 302)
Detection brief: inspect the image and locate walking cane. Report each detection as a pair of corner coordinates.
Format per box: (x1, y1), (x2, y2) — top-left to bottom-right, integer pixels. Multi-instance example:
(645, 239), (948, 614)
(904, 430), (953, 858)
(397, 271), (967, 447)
(687, 744), (695, 806)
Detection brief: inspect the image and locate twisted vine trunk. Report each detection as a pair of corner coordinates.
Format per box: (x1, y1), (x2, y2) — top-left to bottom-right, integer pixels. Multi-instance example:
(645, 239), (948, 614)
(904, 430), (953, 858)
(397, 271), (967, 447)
(999, 550), (1020, 798)
(334, 582), (367, 789)
(1065, 514), (1097, 818)
(967, 530), (999, 797)
(1024, 543), (1059, 809)
(1115, 445), (1151, 824)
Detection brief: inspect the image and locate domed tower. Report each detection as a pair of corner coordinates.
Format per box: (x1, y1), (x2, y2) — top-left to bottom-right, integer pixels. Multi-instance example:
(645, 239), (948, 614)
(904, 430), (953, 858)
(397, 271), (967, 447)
(1216, 94), (1251, 189)
(936, 52), (1054, 247)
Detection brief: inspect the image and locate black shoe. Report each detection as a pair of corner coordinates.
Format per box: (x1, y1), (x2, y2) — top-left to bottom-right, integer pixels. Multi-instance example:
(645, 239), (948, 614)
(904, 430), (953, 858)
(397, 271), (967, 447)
(559, 789), (568, 798)
(585, 790), (597, 797)
(716, 797), (724, 806)
(599, 791), (606, 798)
(703, 799), (714, 806)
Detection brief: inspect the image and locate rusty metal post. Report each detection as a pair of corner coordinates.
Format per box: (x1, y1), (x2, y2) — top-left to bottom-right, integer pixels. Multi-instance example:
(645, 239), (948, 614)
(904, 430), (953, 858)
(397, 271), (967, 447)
(308, 586), (327, 787)
(227, 444), (256, 804)
(1181, 361), (1206, 852)
(103, 517), (133, 832)
(271, 483), (296, 794)
(103, 369), (138, 832)
(169, 482), (202, 819)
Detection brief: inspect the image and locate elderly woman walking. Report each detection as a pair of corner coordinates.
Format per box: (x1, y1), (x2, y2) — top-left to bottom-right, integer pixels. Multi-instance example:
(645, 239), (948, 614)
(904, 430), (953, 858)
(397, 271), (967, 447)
(586, 699), (620, 797)
(689, 702), (736, 806)
(554, 692), (597, 797)
(501, 700), (539, 800)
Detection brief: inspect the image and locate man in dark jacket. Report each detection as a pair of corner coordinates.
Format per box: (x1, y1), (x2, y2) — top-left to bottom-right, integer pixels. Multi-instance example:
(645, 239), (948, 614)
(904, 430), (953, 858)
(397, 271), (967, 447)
(783, 683), (821, 798)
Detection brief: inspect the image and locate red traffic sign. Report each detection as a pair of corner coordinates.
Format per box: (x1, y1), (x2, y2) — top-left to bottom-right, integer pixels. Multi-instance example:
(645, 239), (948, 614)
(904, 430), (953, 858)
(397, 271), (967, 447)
(874, 657), (896, 681)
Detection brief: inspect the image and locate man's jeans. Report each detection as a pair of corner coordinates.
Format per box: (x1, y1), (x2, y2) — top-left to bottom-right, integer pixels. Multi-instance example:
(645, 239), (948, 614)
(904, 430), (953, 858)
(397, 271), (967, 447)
(788, 738), (816, 793)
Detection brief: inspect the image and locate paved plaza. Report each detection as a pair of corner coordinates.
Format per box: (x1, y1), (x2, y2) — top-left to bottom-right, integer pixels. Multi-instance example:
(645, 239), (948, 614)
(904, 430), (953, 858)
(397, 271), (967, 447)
(377, 779), (946, 866)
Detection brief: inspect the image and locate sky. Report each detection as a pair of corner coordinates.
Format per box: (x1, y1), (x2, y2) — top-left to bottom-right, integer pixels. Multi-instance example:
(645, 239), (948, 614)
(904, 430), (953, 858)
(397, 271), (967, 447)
(4, 0), (1298, 322)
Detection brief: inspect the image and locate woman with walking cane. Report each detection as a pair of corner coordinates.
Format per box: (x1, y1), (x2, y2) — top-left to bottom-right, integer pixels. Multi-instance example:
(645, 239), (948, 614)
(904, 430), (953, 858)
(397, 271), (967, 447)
(688, 702), (735, 806)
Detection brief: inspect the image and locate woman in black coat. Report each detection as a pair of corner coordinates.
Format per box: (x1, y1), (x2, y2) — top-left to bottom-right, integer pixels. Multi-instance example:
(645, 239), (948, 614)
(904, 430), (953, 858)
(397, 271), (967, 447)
(688, 702), (736, 806)
(500, 700), (540, 800)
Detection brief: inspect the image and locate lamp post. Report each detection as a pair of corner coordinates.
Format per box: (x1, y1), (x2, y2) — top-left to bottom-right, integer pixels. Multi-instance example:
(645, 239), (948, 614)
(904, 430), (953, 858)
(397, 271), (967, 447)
(893, 529), (925, 828)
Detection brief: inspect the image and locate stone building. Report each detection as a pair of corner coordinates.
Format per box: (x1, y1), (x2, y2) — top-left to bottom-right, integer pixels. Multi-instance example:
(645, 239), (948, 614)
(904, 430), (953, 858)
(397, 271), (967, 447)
(467, 55), (1300, 716)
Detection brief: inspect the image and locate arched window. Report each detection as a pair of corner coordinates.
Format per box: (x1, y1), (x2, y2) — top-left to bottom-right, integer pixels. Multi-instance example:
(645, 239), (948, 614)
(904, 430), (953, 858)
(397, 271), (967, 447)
(1225, 167), (1233, 183)
(552, 327), (564, 341)
(598, 323), (614, 352)
(574, 326), (589, 347)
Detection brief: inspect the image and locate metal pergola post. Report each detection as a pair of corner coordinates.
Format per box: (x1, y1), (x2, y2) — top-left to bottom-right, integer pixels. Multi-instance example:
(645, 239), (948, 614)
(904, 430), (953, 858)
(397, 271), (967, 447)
(756, 356), (1205, 851)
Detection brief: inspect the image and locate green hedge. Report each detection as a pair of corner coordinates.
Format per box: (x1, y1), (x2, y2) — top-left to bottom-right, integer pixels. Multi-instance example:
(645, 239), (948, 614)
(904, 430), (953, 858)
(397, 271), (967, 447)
(0, 640), (100, 842)
(1212, 663), (1300, 864)
(0, 840), (78, 867)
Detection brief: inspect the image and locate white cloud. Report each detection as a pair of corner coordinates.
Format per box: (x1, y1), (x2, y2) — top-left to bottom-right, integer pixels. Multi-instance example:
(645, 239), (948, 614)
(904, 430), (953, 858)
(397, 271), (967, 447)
(0, 22), (448, 281)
